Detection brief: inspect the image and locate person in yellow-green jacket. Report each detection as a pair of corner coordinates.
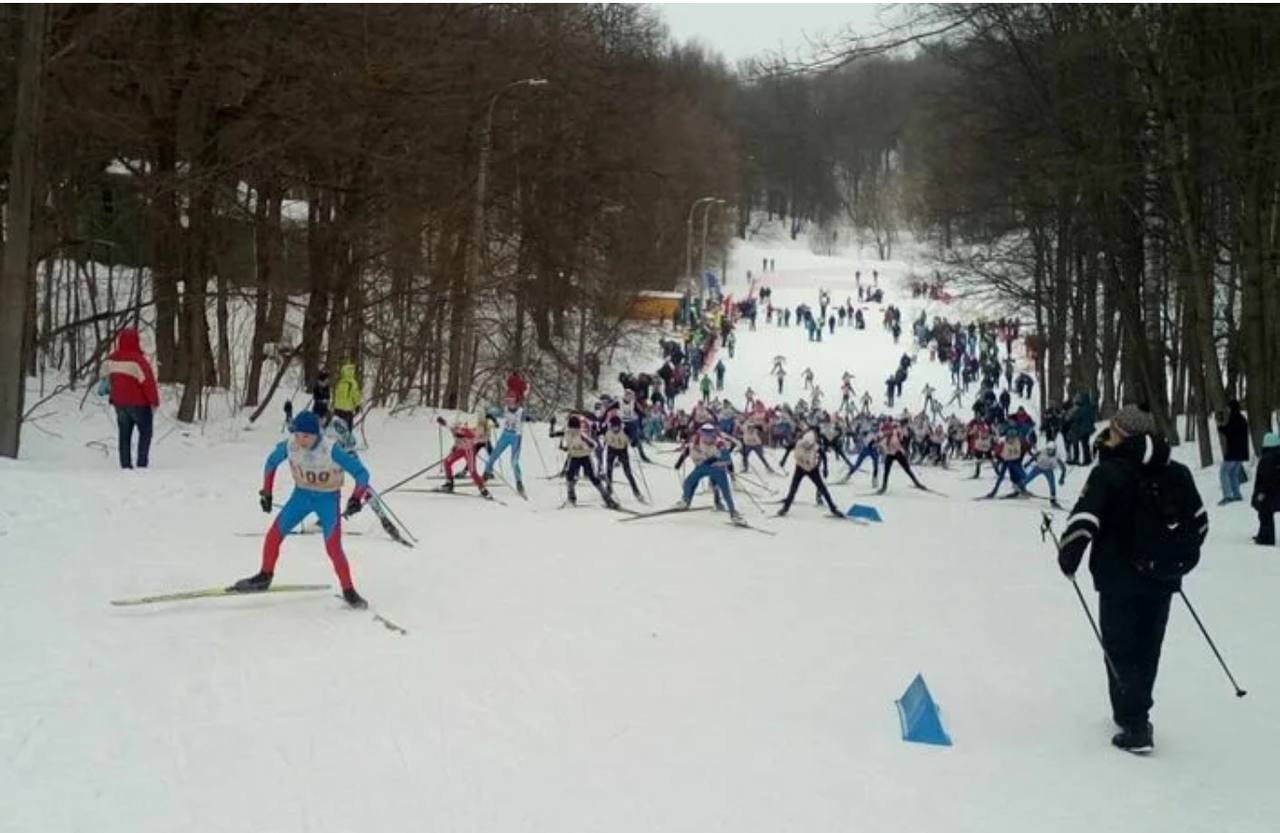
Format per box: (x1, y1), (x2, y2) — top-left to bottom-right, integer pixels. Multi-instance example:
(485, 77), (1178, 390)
(333, 363), (362, 428)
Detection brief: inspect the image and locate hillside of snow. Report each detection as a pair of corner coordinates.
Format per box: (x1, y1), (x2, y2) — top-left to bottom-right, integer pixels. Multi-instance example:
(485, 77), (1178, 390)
(2, 226), (1278, 833)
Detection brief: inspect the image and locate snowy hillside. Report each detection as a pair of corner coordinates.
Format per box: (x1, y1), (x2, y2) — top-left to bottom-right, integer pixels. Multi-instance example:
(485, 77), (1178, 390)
(2, 229), (1278, 833)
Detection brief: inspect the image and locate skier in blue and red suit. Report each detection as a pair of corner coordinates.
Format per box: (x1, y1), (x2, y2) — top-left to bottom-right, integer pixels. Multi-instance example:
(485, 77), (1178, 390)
(230, 410), (372, 609)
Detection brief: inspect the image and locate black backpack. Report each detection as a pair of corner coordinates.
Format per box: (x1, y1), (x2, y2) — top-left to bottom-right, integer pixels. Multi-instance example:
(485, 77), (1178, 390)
(1128, 462), (1202, 580)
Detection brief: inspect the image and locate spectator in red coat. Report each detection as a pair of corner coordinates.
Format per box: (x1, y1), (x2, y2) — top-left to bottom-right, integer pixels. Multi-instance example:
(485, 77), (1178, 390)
(505, 370), (528, 405)
(105, 328), (159, 469)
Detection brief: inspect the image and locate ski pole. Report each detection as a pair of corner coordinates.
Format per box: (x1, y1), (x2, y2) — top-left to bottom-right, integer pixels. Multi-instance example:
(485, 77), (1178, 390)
(1068, 574), (1124, 691)
(366, 494), (410, 546)
(633, 446), (654, 504)
(1041, 513), (1125, 691)
(732, 473), (766, 515)
(380, 457), (446, 496)
(363, 486), (418, 544)
(526, 423), (550, 477)
(1178, 590), (1247, 698)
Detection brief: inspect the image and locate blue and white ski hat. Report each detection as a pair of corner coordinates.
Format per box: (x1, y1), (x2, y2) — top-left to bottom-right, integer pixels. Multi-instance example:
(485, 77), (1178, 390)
(700, 422), (717, 434)
(292, 410), (322, 436)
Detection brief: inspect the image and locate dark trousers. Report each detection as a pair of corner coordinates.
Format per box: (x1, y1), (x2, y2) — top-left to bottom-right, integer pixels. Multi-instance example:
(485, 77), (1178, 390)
(881, 452), (922, 489)
(781, 467), (838, 513)
(1099, 592), (1172, 729)
(1257, 506), (1276, 545)
(605, 447), (640, 494)
(566, 456), (609, 502)
(115, 405), (154, 469)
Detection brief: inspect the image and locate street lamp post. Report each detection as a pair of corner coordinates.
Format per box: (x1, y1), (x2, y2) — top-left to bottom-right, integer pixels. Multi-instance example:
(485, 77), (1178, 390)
(574, 203), (625, 410)
(684, 195), (718, 290)
(458, 76), (548, 409)
(699, 198), (727, 288)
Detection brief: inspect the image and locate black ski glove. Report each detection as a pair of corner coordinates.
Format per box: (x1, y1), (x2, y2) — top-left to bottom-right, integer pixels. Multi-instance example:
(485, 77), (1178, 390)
(345, 494), (364, 517)
(259, 490), (273, 513)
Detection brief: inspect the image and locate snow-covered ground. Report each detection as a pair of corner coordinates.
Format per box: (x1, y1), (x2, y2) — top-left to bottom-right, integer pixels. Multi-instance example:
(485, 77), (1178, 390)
(3, 227), (1278, 833)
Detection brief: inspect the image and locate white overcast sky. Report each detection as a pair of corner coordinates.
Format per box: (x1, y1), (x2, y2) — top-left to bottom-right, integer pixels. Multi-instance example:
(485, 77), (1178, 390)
(655, 3), (895, 65)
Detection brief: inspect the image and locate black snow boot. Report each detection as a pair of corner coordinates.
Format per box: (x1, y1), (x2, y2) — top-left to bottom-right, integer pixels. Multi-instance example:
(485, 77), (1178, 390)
(1111, 722), (1154, 755)
(342, 587), (368, 610)
(230, 571), (273, 593)
(440, 480), (455, 493)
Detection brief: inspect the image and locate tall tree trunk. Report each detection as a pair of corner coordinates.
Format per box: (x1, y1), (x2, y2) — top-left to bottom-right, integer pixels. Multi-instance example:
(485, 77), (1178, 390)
(215, 268), (232, 389)
(1240, 176), (1277, 446)
(301, 190), (332, 385)
(0, 2), (46, 458)
(244, 181), (276, 408)
(175, 179), (214, 422)
(152, 139), (182, 383)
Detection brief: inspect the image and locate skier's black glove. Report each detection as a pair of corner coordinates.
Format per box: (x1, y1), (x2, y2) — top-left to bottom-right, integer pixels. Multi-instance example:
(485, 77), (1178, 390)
(259, 490), (273, 513)
(345, 494), (364, 517)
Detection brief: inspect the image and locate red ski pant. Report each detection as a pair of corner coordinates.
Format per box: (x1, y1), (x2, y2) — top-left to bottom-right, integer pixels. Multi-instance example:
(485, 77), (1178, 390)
(443, 447), (485, 488)
(260, 489), (355, 590)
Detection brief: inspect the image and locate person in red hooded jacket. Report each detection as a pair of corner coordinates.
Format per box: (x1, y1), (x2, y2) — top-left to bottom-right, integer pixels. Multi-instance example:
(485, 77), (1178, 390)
(505, 370), (528, 405)
(105, 328), (160, 468)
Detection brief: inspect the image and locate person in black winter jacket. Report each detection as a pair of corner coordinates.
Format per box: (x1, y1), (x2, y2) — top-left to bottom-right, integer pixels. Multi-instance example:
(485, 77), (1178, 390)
(1252, 432), (1280, 546)
(1215, 399), (1250, 504)
(311, 369), (332, 419)
(1057, 405), (1208, 754)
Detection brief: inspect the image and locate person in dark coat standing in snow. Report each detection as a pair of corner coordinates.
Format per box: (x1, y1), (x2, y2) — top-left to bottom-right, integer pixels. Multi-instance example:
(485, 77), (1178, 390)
(1056, 405), (1208, 754)
(311, 369), (332, 418)
(1251, 432), (1280, 546)
(105, 328), (160, 469)
(1215, 399), (1249, 504)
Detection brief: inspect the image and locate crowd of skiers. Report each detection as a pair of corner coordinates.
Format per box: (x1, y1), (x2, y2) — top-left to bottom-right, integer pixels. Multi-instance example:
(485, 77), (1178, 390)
(95, 254), (1280, 758)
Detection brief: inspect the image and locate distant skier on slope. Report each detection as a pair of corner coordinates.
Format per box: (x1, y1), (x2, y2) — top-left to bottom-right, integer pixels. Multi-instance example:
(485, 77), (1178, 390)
(549, 414), (620, 509)
(437, 415), (492, 498)
(674, 423), (744, 523)
(482, 395), (526, 498)
(602, 415), (645, 504)
(776, 428), (842, 518)
(877, 418), (928, 494)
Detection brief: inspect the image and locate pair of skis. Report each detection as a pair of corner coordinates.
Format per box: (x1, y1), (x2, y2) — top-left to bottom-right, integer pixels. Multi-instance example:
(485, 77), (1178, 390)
(558, 498), (641, 515)
(415, 486), (509, 507)
(110, 583), (409, 635)
(618, 504), (777, 536)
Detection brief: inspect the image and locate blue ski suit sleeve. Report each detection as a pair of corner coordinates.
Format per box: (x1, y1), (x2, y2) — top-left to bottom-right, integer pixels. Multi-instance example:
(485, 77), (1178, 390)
(331, 443), (371, 491)
(263, 441), (289, 491)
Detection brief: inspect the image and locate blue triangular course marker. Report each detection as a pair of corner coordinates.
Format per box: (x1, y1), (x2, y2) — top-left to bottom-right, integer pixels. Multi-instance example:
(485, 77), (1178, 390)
(895, 673), (952, 746)
(847, 503), (882, 523)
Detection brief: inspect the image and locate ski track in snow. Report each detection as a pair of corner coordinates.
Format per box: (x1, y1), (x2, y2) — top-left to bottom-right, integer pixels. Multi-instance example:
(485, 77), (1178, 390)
(2, 231), (1279, 833)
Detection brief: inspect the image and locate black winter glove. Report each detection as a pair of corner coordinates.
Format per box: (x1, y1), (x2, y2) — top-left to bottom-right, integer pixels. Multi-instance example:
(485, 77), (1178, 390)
(345, 494), (364, 517)
(1057, 538), (1085, 577)
(259, 490), (273, 513)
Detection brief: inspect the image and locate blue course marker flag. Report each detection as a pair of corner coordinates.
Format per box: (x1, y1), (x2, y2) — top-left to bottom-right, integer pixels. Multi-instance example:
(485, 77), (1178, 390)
(848, 503), (882, 523)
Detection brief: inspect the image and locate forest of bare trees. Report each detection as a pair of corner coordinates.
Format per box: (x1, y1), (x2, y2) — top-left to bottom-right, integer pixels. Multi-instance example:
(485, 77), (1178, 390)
(0, 4), (740, 455)
(2, 4), (1278, 466)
